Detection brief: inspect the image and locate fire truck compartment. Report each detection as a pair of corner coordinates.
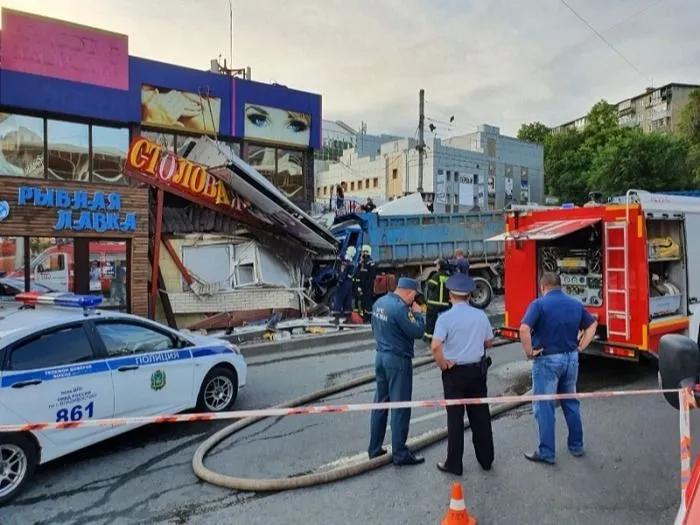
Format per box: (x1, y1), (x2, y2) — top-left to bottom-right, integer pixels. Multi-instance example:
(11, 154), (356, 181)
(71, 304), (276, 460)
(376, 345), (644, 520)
(646, 217), (686, 320)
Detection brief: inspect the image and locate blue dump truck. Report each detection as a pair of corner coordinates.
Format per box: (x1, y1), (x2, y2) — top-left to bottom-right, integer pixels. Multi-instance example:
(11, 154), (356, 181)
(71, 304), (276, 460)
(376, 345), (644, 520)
(310, 210), (506, 309)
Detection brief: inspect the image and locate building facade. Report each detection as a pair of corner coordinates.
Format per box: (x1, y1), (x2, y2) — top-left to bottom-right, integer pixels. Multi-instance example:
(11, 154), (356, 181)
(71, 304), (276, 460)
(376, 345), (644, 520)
(315, 124), (544, 212)
(0, 8), (324, 317)
(554, 83), (700, 134)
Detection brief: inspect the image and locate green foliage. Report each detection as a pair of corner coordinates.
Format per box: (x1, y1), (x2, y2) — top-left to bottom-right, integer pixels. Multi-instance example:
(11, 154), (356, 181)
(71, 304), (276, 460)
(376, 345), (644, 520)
(519, 97), (699, 203)
(517, 122), (550, 145)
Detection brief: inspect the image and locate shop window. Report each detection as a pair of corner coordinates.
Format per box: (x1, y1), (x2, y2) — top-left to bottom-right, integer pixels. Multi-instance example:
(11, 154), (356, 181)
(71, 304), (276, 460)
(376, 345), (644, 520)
(247, 144), (277, 184)
(89, 240), (128, 311)
(0, 237), (30, 298)
(47, 120), (89, 181)
(276, 148), (305, 200)
(29, 238), (75, 293)
(9, 325), (95, 371)
(91, 126), (128, 185)
(143, 131), (176, 152)
(182, 244), (233, 291)
(0, 113), (45, 178)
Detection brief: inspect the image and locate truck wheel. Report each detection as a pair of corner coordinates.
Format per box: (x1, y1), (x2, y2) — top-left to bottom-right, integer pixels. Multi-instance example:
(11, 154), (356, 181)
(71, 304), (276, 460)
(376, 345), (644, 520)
(0, 433), (38, 505)
(469, 277), (493, 309)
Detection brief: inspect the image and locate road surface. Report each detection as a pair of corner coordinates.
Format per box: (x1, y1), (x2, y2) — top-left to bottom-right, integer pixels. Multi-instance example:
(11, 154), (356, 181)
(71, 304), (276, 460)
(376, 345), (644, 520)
(0, 338), (694, 524)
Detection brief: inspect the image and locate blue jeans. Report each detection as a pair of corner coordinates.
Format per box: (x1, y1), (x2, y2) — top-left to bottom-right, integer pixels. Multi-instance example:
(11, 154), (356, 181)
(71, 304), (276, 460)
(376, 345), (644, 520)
(532, 352), (583, 461)
(368, 351), (413, 463)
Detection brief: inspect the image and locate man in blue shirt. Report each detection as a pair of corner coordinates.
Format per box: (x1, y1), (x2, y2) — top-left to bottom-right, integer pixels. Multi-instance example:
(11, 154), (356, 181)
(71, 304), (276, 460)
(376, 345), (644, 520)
(454, 249), (470, 275)
(519, 272), (598, 464)
(368, 277), (426, 466)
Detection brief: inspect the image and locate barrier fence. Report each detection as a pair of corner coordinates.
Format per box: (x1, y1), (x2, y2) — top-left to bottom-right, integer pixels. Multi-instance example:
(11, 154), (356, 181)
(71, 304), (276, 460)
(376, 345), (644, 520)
(1, 386), (696, 520)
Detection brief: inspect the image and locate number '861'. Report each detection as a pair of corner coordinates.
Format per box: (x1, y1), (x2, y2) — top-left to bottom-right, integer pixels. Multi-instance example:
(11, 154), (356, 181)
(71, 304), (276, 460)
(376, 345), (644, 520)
(56, 402), (95, 422)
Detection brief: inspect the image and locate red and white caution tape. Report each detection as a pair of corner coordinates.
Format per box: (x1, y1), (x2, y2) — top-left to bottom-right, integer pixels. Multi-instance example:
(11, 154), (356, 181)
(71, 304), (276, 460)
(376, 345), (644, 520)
(0, 386), (690, 433)
(679, 388), (693, 519)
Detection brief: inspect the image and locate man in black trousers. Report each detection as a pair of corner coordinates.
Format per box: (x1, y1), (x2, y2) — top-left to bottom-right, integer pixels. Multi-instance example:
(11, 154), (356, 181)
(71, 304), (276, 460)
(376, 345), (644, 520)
(430, 273), (495, 476)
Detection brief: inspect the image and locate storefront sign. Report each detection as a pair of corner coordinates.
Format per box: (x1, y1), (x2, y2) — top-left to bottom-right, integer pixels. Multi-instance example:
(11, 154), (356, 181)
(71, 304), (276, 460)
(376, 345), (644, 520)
(125, 136), (254, 217)
(17, 186), (137, 233)
(0, 9), (129, 90)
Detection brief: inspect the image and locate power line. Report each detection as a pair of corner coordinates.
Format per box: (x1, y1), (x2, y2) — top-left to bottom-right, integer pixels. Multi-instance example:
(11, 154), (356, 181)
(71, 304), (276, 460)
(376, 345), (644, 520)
(557, 0), (651, 83)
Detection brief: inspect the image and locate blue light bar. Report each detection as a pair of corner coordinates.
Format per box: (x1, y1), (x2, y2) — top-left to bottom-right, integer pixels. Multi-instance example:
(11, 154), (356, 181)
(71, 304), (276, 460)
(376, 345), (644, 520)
(15, 292), (103, 308)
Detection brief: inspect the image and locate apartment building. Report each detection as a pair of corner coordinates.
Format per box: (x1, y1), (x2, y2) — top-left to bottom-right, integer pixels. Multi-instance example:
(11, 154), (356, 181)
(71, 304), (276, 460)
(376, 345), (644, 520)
(315, 124), (544, 212)
(554, 83), (700, 134)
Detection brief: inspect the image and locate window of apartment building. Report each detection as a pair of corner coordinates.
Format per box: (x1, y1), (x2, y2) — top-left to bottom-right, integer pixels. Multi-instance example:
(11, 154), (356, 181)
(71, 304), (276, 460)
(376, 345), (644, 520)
(365, 178), (370, 188)
(446, 170), (451, 181)
(358, 180), (363, 190)
(350, 181), (355, 191)
(392, 168), (398, 179)
(373, 178), (379, 188)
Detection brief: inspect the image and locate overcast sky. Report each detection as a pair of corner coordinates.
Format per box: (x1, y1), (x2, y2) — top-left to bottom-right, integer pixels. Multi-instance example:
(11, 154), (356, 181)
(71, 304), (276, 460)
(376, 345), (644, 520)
(1, 0), (698, 138)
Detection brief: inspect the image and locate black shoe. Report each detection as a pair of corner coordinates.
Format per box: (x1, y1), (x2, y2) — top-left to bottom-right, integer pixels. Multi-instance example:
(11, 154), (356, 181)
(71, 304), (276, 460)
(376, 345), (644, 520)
(480, 462), (492, 471)
(394, 455), (425, 466)
(369, 448), (388, 459)
(524, 452), (555, 465)
(436, 461), (462, 476)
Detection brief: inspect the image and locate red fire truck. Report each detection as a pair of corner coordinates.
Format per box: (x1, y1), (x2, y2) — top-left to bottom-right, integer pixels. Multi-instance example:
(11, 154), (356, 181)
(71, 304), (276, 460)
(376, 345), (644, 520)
(491, 190), (700, 361)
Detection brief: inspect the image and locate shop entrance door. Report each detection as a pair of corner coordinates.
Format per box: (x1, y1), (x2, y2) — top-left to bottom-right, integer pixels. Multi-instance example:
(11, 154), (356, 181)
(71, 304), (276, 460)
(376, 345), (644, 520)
(73, 238), (129, 311)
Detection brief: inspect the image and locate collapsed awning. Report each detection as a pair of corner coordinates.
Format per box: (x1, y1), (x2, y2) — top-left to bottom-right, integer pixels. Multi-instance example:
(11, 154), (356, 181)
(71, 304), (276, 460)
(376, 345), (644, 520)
(486, 218), (600, 242)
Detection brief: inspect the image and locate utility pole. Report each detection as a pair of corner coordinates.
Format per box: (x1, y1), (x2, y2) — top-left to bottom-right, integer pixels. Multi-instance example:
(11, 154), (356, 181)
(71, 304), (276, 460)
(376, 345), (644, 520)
(417, 89), (425, 194)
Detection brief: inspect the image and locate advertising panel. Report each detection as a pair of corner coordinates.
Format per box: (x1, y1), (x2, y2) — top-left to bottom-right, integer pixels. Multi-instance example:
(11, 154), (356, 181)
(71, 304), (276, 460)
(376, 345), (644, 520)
(140, 85), (222, 135)
(243, 103), (312, 148)
(0, 8), (129, 90)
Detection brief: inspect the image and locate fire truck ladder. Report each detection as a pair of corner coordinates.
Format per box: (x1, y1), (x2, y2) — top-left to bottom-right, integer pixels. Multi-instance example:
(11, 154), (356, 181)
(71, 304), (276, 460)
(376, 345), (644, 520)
(604, 221), (630, 339)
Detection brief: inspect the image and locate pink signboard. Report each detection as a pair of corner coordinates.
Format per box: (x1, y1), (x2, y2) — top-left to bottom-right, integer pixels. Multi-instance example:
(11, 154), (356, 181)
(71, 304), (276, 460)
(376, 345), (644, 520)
(0, 9), (129, 90)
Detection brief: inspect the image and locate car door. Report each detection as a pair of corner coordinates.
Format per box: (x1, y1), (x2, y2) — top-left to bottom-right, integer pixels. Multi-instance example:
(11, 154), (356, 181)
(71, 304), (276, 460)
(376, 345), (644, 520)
(0, 322), (115, 453)
(92, 320), (195, 417)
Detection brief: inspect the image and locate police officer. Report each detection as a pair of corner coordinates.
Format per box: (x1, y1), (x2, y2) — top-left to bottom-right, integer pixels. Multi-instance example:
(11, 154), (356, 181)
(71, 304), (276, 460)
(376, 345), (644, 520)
(431, 273), (495, 476)
(424, 259), (451, 340)
(368, 277), (426, 466)
(332, 248), (356, 322)
(353, 245), (377, 322)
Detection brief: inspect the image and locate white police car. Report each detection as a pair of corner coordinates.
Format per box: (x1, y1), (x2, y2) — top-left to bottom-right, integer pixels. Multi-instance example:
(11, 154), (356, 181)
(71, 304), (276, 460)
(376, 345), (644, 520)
(0, 292), (247, 504)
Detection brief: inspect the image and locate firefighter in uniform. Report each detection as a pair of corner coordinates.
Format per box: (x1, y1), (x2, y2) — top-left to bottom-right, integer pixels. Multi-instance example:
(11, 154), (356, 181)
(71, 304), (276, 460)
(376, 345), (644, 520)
(424, 259), (452, 340)
(353, 245), (377, 322)
(332, 249), (356, 322)
(431, 272), (495, 476)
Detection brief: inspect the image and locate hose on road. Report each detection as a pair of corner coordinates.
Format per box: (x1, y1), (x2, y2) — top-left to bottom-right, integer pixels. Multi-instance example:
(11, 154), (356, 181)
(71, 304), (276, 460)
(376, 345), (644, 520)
(192, 339), (529, 492)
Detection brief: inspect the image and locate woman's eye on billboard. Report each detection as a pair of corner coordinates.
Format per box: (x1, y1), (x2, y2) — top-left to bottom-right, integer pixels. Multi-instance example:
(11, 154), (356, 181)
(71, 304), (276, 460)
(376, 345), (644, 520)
(244, 104), (311, 148)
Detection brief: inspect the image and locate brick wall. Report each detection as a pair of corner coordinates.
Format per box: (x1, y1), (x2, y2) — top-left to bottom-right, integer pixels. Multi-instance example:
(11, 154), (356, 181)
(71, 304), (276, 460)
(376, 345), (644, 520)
(167, 288), (301, 314)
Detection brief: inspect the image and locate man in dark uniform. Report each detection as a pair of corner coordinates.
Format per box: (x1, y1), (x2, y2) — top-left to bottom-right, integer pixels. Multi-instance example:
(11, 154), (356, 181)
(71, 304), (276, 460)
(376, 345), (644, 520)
(454, 249), (470, 275)
(424, 259), (451, 340)
(368, 277), (426, 466)
(431, 273), (495, 476)
(332, 250), (356, 322)
(353, 245), (377, 323)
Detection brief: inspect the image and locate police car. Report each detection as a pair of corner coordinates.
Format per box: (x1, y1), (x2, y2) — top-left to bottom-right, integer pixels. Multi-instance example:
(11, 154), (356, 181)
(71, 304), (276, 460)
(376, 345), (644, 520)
(0, 292), (247, 504)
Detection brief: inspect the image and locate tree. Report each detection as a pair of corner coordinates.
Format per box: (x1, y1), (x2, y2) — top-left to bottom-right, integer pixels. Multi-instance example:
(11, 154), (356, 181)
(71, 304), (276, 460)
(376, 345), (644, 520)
(679, 88), (700, 144)
(543, 129), (593, 204)
(517, 122), (551, 145)
(588, 130), (695, 195)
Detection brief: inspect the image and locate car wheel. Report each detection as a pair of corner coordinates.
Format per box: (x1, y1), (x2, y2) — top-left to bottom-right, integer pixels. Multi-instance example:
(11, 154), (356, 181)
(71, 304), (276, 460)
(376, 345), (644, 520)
(0, 433), (38, 506)
(196, 367), (239, 413)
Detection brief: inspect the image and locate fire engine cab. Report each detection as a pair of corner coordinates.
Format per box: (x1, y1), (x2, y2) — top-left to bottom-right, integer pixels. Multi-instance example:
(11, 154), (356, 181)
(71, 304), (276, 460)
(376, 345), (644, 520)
(490, 190), (700, 361)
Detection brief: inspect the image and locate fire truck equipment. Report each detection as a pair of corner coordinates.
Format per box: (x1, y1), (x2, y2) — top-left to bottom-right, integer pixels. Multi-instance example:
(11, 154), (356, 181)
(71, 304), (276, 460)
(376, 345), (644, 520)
(488, 190), (698, 361)
(649, 236), (681, 260)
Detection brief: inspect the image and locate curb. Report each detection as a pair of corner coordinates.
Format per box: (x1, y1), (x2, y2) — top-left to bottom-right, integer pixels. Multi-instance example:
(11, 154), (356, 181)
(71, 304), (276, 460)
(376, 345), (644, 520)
(231, 328), (374, 358)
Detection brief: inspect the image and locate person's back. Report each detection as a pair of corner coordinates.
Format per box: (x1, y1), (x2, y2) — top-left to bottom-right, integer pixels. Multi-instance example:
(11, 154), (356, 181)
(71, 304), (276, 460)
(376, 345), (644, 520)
(372, 292), (423, 358)
(528, 289), (588, 355)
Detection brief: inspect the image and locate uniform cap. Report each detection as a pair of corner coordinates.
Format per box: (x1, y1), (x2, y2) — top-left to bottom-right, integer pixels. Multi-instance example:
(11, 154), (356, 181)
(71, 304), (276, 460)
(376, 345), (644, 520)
(397, 277), (420, 291)
(446, 273), (475, 295)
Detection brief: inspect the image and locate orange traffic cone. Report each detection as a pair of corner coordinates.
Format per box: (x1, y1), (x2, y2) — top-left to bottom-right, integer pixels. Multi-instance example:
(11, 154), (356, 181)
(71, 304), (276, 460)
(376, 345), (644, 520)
(442, 482), (476, 525)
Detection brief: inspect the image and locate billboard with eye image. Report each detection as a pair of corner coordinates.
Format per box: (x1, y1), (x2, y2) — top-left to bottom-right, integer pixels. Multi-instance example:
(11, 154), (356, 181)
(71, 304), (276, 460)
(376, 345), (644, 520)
(243, 104), (311, 148)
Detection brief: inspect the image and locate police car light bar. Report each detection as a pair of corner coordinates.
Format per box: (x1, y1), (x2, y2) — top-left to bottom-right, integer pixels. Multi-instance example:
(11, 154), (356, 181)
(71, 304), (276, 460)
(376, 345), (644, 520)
(15, 292), (103, 308)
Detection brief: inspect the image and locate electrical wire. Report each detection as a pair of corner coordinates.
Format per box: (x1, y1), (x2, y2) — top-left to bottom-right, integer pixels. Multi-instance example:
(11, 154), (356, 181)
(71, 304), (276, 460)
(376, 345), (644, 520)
(557, 0), (651, 83)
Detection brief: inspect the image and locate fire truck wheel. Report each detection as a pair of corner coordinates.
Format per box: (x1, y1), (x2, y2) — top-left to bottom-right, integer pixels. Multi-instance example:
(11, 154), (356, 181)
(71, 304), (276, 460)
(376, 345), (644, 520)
(469, 277), (493, 309)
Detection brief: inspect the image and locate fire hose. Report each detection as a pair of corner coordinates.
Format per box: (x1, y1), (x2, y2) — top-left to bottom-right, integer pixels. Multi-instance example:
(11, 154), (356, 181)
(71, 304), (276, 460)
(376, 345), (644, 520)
(192, 338), (531, 491)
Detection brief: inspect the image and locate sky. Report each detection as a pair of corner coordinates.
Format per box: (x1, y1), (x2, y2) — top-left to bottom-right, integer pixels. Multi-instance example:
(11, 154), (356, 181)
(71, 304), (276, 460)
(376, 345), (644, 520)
(1, 0), (699, 139)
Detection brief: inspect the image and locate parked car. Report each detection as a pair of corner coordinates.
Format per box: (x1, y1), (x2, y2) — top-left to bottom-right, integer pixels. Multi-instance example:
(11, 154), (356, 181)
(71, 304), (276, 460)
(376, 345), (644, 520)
(0, 292), (247, 504)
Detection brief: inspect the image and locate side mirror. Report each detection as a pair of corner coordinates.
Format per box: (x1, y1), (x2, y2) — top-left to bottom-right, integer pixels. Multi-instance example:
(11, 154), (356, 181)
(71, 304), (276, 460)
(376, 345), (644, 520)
(690, 297), (699, 305)
(658, 334), (699, 409)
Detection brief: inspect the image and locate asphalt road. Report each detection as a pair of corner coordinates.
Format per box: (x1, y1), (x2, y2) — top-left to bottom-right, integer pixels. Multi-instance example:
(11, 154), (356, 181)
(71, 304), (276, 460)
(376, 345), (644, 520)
(0, 338), (695, 525)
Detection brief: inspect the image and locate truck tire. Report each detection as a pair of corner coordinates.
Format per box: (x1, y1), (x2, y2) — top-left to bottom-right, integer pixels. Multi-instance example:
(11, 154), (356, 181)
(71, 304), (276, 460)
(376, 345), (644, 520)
(469, 277), (493, 309)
